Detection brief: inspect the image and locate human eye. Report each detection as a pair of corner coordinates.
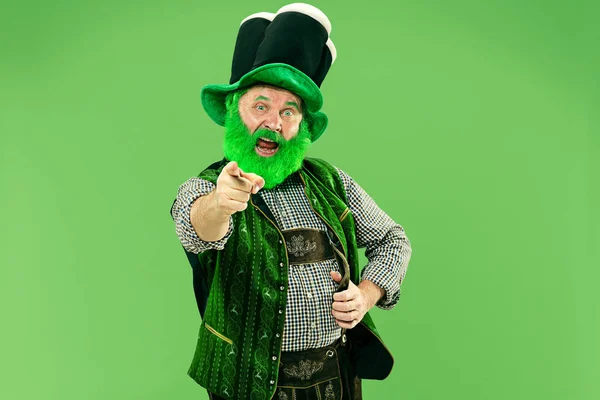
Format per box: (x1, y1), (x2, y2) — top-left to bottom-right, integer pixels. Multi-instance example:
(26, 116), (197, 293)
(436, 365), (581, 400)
(255, 104), (267, 111)
(282, 109), (294, 117)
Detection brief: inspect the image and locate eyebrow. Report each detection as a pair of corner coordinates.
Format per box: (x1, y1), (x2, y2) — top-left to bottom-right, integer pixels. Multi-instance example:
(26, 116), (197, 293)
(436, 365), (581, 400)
(254, 96), (301, 111)
(286, 101), (300, 110)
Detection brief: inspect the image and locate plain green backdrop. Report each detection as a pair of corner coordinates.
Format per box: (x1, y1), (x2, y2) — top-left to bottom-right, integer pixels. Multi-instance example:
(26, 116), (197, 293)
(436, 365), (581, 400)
(1, 0), (597, 399)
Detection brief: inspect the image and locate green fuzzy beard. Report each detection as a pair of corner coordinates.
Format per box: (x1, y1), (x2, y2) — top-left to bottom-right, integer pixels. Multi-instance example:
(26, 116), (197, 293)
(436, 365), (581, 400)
(223, 105), (312, 189)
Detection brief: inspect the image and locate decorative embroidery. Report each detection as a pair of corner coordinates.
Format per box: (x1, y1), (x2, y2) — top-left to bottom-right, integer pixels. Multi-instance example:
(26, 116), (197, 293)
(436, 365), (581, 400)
(283, 359), (324, 380)
(324, 381), (335, 400)
(287, 234), (317, 257)
(278, 389), (289, 400)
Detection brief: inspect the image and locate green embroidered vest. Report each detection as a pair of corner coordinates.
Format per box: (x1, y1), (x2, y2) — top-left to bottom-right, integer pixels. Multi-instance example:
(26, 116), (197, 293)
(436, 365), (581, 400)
(185, 157), (393, 400)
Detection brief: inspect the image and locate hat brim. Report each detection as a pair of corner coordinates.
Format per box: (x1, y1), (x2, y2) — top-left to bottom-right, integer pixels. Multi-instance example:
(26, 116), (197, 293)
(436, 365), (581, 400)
(200, 63), (328, 142)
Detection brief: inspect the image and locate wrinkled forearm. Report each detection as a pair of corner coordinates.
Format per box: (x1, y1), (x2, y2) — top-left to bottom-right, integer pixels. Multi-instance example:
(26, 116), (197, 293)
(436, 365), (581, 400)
(358, 279), (386, 310)
(190, 191), (230, 242)
(171, 177), (233, 254)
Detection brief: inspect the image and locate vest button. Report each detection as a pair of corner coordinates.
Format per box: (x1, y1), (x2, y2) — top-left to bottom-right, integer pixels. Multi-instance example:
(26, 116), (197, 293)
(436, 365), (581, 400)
(279, 263), (284, 267)
(276, 333), (280, 338)
(280, 286), (284, 291)
(272, 356), (277, 361)
(278, 309), (283, 314)
(270, 380), (275, 385)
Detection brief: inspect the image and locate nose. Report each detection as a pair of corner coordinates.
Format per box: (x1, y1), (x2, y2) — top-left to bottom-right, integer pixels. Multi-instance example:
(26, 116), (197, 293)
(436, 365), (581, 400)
(262, 111), (282, 133)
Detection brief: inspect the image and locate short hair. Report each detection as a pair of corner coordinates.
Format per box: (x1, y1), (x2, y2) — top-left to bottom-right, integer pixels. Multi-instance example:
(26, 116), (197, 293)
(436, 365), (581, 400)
(224, 87), (249, 116)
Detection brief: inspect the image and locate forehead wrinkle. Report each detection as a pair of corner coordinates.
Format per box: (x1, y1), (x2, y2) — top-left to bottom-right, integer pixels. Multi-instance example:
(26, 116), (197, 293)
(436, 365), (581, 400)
(253, 85), (301, 103)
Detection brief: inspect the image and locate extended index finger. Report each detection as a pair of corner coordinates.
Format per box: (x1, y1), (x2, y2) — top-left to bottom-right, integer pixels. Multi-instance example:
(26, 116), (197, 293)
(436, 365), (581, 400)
(223, 161), (241, 177)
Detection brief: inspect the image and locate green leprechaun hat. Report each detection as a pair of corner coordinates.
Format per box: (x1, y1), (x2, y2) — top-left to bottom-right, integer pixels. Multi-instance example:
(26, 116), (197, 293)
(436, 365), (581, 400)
(200, 3), (337, 142)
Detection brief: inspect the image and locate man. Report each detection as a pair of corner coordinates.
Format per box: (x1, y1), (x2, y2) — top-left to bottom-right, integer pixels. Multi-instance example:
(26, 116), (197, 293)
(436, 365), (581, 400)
(171, 4), (412, 399)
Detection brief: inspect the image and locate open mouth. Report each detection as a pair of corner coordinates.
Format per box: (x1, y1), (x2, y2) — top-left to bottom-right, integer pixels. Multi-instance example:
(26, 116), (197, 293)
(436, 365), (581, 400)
(255, 137), (280, 157)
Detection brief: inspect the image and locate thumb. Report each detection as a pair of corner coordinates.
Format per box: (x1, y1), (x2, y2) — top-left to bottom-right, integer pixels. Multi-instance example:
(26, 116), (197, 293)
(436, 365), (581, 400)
(330, 271), (342, 283)
(240, 172), (266, 194)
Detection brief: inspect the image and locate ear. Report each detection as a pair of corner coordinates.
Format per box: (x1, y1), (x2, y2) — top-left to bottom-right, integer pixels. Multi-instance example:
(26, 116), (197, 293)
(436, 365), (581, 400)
(226, 87), (251, 120)
(301, 113), (314, 138)
(225, 92), (235, 116)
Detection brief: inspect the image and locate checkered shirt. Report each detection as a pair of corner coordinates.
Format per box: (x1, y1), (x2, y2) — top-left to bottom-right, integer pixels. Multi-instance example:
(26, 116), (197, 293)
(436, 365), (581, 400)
(172, 166), (411, 352)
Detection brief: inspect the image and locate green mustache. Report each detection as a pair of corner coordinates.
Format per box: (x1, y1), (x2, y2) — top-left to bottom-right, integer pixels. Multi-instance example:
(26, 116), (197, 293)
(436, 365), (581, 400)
(253, 129), (285, 145)
(222, 110), (313, 189)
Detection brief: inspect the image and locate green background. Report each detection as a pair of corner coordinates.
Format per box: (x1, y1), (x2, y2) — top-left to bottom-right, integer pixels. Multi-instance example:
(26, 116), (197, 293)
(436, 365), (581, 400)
(1, 0), (597, 398)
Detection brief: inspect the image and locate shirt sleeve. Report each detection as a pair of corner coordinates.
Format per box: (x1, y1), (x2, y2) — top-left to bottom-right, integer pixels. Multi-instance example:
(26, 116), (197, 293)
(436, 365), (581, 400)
(336, 167), (412, 310)
(171, 177), (234, 254)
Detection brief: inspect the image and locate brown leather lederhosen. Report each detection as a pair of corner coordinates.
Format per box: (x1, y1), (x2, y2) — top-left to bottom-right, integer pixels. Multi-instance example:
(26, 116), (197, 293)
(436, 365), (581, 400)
(208, 334), (362, 400)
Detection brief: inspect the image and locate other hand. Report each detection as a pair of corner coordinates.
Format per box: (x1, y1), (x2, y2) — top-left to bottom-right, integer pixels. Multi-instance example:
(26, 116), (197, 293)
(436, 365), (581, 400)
(330, 271), (381, 329)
